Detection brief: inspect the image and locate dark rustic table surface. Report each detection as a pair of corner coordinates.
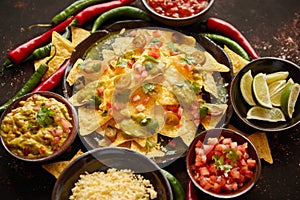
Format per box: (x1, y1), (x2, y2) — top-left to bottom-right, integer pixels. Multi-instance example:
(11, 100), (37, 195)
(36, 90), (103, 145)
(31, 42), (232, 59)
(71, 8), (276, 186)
(0, 0), (299, 199)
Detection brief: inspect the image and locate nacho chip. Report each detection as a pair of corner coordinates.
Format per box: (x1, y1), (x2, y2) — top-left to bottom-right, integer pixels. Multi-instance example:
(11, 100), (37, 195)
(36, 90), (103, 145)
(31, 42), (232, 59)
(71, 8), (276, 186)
(71, 26), (91, 46)
(66, 58), (84, 86)
(78, 107), (102, 136)
(248, 131), (273, 164)
(224, 45), (249, 75)
(201, 104), (228, 130)
(199, 51), (230, 72)
(34, 31), (75, 80)
(42, 150), (84, 178)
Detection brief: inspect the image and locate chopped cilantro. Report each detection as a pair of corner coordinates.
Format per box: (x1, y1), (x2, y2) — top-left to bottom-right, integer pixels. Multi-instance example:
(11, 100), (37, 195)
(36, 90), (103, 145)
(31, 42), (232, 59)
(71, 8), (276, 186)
(36, 106), (55, 127)
(142, 83), (155, 95)
(212, 154), (232, 173)
(223, 148), (240, 164)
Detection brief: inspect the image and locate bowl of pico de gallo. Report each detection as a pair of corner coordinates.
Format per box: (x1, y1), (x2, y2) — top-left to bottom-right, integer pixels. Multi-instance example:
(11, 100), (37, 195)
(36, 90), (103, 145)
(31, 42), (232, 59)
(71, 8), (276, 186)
(186, 128), (261, 198)
(141, 0), (215, 27)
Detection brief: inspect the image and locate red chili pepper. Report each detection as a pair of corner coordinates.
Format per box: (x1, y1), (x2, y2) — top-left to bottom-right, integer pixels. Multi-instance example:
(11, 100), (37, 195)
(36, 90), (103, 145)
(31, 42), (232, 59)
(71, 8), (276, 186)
(32, 59), (69, 92)
(186, 178), (198, 200)
(7, 17), (74, 65)
(70, 0), (135, 26)
(205, 17), (260, 60)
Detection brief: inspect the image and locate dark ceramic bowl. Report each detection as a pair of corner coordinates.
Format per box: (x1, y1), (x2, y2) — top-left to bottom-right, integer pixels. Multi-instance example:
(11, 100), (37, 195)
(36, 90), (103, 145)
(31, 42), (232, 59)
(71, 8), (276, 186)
(141, 0), (215, 26)
(186, 128), (261, 198)
(0, 91), (78, 162)
(230, 57), (300, 132)
(63, 20), (233, 167)
(52, 147), (173, 200)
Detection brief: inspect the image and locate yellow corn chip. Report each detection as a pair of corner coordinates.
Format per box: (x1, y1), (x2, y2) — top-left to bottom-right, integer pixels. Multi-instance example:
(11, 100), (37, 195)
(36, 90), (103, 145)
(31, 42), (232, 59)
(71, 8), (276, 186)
(224, 45), (249, 75)
(248, 131), (273, 164)
(42, 150), (84, 178)
(34, 31), (75, 80)
(71, 26), (91, 46)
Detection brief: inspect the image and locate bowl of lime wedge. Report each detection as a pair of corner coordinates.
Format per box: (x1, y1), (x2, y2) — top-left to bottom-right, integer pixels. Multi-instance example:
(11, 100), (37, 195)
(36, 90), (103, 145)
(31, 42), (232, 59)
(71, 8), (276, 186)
(230, 57), (300, 132)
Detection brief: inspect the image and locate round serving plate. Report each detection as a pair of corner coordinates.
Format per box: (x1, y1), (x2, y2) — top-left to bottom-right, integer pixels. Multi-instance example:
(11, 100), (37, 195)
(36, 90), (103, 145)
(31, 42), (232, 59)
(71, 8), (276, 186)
(63, 20), (233, 167)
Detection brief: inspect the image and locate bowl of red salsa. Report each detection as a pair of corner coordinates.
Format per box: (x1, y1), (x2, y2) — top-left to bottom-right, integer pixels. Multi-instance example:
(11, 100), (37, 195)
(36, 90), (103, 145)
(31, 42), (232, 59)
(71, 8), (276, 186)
(186, 128), (261, 198)
(141, 0), (215, 26)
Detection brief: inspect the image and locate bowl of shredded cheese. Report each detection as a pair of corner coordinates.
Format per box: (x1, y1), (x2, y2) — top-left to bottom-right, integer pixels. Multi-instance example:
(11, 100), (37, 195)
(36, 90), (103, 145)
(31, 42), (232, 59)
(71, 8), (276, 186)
(52, 147), (173, 200)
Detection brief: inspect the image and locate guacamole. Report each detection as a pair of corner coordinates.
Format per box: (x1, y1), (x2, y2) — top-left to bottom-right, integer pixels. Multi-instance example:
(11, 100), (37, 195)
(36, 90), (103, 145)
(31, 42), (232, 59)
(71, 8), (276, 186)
(0, 94), (73, 159)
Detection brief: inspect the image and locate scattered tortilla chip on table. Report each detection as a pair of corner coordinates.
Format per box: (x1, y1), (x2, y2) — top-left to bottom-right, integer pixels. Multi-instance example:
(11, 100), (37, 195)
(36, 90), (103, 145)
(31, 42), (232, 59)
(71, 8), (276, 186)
(224, 45), (249, 75)
(42, 150), (84, 178)
(248, 131), (273, 164)
(71, 26), (91, 46)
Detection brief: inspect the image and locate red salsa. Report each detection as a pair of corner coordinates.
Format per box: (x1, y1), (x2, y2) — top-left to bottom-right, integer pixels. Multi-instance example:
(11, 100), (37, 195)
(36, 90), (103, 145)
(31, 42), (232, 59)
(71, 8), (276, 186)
(191, 137), (256, 193)
(148, 0), (209, 18)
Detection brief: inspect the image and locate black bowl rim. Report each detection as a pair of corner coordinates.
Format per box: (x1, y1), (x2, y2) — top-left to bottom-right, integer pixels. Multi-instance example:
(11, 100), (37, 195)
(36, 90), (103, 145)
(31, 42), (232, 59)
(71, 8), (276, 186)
(141, 0), (215, 21)
(0, 91), (78, 162)
(230, 56), (300, 132)
(51, 146), (173, 200)
(186, 128), (262, 198)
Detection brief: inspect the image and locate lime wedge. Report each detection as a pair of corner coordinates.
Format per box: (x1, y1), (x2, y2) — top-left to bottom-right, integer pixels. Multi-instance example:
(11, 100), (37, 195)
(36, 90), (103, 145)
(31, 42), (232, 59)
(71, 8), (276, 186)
(246, 106), (286, 122)
(253, 73), (272, 108)
(280, 83), (300, 118)
(268, 80), (286, 96)
(266, 71), (289, 84)
(269, 79), (293, 107)
(240, 70), (256, 106)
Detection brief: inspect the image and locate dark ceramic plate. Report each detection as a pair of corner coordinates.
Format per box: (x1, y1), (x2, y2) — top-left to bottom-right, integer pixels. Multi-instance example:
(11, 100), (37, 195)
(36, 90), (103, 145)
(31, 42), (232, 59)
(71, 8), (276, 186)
(51, 147), (173, 200)
(231, 57), (300, 131)
(63, 20), (233, 167)
(186, 128), (261, 198)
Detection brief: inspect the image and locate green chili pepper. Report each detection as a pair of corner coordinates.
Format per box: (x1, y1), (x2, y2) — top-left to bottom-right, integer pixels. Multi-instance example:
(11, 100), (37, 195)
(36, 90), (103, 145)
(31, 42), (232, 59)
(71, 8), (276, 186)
(200, 33), (251, 61)
(0, 64), (49, 113)
(91, 6), (152, 33)
(162, 169), (185, 200)
(0, 48), (57, 112)
(52, 0), (106, 24)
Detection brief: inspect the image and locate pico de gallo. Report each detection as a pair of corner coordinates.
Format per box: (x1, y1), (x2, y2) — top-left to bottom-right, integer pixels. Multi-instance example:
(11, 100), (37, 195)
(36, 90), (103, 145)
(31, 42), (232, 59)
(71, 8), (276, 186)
(191, 136), (257, 193)
(147, 0), (209, 18)
(0, 94), (73, 159)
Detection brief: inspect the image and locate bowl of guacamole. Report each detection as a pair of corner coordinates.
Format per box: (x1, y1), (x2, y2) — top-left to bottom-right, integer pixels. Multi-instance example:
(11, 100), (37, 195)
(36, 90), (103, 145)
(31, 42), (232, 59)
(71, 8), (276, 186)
(0, 91), (78, 162)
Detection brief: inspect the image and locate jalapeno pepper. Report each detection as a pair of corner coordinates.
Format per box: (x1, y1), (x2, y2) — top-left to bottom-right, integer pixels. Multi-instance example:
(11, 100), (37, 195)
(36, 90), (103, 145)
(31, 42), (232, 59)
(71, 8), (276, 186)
(6, 16), (74, 65)
(32, 59), (69, 92)
(91, 6), (151, 33)
(70, 0), (136, 26)
(52, 0), (107, 24)
(200, 33), (251, 61)
(162, 169), (185, 200)
(204, 17), (260, 60)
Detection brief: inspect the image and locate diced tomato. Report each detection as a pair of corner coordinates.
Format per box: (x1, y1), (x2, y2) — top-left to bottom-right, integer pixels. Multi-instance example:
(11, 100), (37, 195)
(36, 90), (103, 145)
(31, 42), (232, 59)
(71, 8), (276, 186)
(148, 48), (160, 59)
(222, 137), (232, 144)
(97, 86), (105, 97)
(247, 158), (257, 168)
(191, 136), (257, 194)
(60, 118), (72, 132)
(199, 167), (210, 176)
(152, 30), (162, 37)
(136, 104), (146, 112)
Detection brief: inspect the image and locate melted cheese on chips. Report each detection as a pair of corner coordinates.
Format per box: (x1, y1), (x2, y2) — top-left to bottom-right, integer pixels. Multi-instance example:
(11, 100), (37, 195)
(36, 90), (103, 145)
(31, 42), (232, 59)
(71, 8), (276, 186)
(67, 28), (231, 156)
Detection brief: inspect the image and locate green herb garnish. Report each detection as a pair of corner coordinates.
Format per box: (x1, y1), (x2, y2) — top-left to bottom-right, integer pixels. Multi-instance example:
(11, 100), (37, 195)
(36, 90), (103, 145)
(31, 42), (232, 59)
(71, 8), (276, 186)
(212, 154), (232, 173)
(36, 106), (55, 127)
(142, 82), (155, 95)
(223, 148), (240, 164)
